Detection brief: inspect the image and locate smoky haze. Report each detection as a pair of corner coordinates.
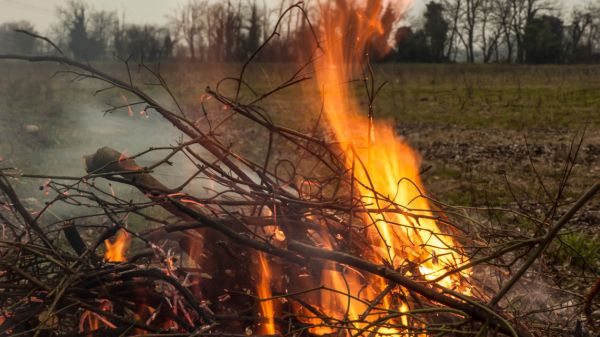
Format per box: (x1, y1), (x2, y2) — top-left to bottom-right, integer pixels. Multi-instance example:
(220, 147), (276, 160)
(0, 63), (225, 222)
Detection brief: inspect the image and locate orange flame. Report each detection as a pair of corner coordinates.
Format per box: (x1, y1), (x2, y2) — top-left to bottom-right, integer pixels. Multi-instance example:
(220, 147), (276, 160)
(79, 300), (116, 335)
(298, 0), (468, 334)
(316, 0), (464, 279)
(256, 252), (276, 335)
(104, 229), (130, 262)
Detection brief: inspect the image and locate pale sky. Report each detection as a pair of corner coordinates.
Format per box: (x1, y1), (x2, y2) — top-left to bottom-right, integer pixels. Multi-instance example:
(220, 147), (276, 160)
(0, 0), (587, 33)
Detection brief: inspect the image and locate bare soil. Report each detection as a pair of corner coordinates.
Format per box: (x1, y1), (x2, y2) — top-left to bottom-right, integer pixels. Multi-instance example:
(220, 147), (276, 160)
(401, 123), (600, 224)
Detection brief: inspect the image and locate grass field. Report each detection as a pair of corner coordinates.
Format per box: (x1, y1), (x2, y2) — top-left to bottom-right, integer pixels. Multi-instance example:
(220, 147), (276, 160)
(0, 61), (598, 226)
(0, 63), (600, 198)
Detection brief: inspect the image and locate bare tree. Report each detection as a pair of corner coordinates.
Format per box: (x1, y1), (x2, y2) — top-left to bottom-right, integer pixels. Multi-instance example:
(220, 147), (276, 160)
(204, 1), (246, 62)
(224, 1), (244, 62)
(443, 0), (553, 63)
(479, 0), (503, 62)
(464, 0), (486, 62)
(170, 0), (207, 60)
(205, 3), (225, 62)
(587, 4), (600, 55)
(53, 0), (118, 60)
(567, 8), (593, 61)
(443, 0), (464, 62)
(493, 0), (515, 62)
(564, 2), (600, 62)
(507, 0), (554, 63)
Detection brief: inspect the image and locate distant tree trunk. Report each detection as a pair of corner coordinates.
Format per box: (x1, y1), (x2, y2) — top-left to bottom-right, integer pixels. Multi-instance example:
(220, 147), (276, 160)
(443, 0), (463, 62)
(188, 36), (196, 60)
(463, 0), (482, 63)
(500, 0), (514, 62)
(479, 0), (501, 63)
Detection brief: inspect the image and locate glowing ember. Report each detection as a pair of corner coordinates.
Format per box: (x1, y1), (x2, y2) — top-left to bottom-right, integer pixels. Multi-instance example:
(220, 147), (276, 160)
(104, 229), (130, 262)
(79, 300), (116, 334)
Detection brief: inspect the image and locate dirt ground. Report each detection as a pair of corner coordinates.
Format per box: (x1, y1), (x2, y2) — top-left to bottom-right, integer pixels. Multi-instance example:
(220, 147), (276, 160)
(401, 123), (600, 212)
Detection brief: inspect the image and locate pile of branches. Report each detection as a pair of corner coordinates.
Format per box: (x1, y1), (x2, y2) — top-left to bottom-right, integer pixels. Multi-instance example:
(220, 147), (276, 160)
(1, 22), (599, 337)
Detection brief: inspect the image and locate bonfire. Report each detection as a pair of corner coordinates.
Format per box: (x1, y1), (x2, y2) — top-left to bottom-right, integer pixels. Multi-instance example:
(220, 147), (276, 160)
(0, 1), (598, 337)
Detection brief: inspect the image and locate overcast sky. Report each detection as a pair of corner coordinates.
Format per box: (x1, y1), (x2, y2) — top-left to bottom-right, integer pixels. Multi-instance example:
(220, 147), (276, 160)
(0, 0), (587, 32)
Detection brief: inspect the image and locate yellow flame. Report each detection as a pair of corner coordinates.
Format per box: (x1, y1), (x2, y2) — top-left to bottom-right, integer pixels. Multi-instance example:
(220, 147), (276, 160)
(300, 0), (467, 334)
(316, 0), (461, 282)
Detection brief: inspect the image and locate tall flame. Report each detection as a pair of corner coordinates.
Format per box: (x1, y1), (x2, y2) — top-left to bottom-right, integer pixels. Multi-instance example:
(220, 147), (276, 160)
(104, 229), (130, 262)
(256, 252), (276, 335)
(297, 0), (468, 333)
(316, 0), (462, 279)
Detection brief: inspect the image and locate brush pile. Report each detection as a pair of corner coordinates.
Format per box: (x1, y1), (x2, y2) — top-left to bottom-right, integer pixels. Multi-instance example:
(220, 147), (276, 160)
(1, 7), (599, 337)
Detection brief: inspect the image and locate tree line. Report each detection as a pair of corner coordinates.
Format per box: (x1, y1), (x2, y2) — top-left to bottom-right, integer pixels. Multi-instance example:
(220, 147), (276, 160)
(0, 0), (300, 63)
(391, 0), (600, 64)
(1, 0), (600, 64)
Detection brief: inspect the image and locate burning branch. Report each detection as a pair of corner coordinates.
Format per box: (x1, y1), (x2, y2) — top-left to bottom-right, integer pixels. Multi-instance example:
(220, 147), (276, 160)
(1, 2), (598, 336)
(80, 146), (531, 336)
